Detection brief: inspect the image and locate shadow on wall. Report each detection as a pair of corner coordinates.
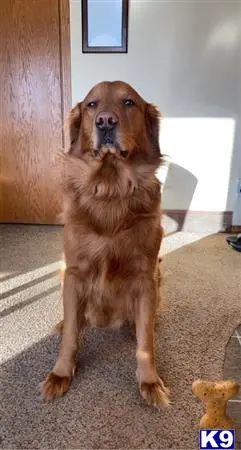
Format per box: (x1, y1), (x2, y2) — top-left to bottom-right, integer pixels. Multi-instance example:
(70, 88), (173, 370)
(225, 117), (241, 229)
(158, 115), (236, 233)
(161, 162), (198, 235)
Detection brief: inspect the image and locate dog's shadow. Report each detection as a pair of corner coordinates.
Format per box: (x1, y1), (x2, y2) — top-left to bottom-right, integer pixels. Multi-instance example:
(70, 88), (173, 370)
(1, 318), (171, 449)
(76, 323), (137, 381)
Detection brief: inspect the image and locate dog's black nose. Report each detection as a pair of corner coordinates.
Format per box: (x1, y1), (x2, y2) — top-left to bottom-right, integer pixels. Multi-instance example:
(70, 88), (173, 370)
(95, 111), (118, 131)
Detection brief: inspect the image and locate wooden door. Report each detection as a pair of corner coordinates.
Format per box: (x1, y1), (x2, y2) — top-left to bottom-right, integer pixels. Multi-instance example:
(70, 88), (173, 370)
(0, 0), (71, 223)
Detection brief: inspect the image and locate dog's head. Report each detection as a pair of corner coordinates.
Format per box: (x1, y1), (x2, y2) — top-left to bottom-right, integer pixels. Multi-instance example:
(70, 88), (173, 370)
(68, 81), (161, 164)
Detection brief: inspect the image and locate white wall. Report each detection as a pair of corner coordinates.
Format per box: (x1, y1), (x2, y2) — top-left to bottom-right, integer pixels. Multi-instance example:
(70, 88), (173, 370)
(70, 0), (241, 219)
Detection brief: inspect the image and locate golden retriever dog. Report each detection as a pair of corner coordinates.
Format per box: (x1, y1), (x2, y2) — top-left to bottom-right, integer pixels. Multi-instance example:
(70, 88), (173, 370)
(41, 81), (170, 408)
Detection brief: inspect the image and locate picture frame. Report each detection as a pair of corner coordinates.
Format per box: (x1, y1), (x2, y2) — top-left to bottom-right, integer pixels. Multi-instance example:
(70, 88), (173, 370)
(82, 0), (129, 53)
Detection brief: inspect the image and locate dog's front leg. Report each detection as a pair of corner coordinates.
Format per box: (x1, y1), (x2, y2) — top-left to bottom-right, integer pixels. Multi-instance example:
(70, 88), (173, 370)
(41, 268), (85, 400)
(135, 280), (170, 408)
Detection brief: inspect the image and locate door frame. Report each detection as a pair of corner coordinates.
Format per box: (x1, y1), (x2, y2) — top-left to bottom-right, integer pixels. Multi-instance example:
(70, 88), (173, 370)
(59, 0), (72, 149)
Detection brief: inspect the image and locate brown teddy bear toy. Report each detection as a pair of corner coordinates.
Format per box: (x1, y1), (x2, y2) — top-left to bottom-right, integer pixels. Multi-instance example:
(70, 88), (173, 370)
(192, 379), (240, 429)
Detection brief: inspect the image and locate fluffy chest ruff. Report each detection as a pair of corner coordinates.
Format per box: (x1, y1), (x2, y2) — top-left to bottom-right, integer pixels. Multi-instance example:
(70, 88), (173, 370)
(61, 153), (162, 329)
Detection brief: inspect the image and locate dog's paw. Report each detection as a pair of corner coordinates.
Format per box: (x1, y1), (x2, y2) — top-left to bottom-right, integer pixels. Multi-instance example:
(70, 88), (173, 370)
(41, 372), (71, 400)
(140, 378), (170, 408)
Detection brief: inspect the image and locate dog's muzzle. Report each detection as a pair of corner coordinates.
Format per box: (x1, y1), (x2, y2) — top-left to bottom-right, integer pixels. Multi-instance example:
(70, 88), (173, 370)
(95, 111), (118, 146)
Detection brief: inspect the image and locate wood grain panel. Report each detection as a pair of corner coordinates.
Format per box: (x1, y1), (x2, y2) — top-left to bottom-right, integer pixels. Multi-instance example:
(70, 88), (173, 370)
(0, 0), (70, 223)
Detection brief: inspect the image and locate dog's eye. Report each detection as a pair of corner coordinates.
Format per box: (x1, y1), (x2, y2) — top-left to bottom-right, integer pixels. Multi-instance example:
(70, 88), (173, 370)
(87, 101), (97, 108)
(123, 98), (135, 107)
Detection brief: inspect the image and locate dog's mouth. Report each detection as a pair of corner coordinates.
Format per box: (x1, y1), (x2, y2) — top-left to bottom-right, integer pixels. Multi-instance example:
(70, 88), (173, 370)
(91, 127), (130, 160)
(103, 135), (114, 146)
(97, 129), (115, 147)
(92, 142), (129, 160)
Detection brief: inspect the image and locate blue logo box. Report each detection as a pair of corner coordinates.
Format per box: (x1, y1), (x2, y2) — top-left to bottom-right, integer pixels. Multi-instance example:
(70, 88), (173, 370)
(199, 429), (235, 450)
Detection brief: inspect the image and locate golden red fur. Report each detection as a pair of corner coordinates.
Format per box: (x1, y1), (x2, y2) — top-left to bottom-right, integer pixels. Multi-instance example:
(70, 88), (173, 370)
(41, 81), (169, 407)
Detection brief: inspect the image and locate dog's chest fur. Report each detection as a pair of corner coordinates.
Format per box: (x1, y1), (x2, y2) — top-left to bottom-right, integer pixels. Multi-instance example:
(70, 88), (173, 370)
(63, 158), (161, 328)
(64, 218), (158, 328)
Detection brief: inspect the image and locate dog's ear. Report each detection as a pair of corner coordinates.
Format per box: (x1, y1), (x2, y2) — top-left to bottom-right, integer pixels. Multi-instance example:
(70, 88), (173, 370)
(68, 102), (82, 145)
(64, 102), (83, 157)
(145, 103), (162, 156)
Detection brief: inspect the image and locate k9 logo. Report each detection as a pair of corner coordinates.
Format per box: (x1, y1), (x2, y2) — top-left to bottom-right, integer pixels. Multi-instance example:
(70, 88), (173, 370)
(200, 430), (235, 449)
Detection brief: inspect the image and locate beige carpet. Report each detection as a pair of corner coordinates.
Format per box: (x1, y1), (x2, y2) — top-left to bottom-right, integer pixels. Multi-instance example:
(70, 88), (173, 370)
(224, 324), (241, 446)
(1, 225), (241, 449)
